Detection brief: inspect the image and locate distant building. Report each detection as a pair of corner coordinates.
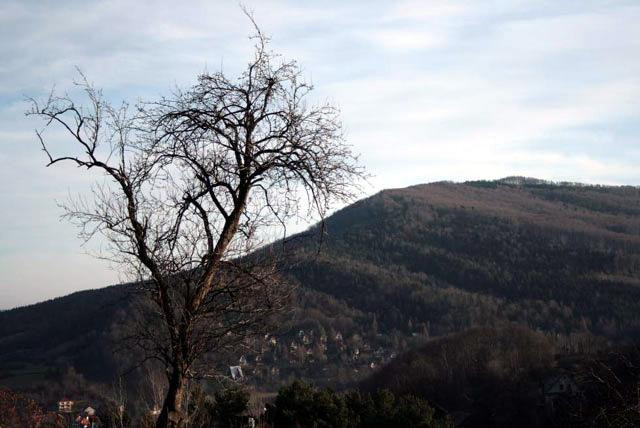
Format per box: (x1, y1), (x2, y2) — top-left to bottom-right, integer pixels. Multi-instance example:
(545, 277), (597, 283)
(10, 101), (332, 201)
(230, 365), (244, 380)
(58, 399), (74, 413)
(543, 373), (579, 399)
(542, 372), (581, 415)
(75, 407), (99, 428)
(352, 347), (360, 360)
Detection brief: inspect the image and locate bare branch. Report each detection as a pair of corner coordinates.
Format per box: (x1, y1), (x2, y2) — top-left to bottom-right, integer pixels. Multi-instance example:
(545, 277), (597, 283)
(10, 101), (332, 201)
(28, 15), (364, 428)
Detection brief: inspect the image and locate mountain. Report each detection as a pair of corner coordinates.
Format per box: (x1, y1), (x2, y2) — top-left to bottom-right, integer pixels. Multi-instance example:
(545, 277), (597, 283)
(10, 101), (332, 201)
(291, 176), (640, 342)
(3, 177), (640, 391)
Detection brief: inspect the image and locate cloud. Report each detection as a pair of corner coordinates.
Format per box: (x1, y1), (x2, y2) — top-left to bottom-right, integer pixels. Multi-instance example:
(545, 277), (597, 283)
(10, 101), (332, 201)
(1, 0), (639, 308)
(359, 28), (447, 52)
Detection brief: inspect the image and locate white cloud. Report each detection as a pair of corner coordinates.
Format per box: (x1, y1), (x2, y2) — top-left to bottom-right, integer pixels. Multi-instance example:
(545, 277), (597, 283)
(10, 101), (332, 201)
(359, 28), (447, 52)
(1, 0), (639, 308)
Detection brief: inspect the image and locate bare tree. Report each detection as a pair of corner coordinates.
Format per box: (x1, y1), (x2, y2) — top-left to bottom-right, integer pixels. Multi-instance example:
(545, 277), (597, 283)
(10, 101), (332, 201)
(103, 376), (128, 428)
(28, 18), (363, 428)
(573, 349), (640, 426)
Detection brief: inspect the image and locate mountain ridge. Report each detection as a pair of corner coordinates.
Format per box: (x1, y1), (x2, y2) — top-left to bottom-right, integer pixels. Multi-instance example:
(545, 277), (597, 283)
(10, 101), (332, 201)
(3, 177), (640, 391)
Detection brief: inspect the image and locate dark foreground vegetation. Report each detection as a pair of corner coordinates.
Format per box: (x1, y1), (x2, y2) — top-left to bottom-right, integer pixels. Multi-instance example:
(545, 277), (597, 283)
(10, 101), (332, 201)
(0, 381), (452, 427)
(2, 325), (640, 426)
(3, 178), (640, 426)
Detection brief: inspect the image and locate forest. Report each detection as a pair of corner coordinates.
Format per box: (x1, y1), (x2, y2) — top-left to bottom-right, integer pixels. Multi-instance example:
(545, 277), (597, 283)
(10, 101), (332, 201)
(3, 178), (640, 425)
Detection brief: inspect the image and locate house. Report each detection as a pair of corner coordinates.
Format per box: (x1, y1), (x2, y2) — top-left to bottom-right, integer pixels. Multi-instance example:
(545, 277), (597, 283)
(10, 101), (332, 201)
(230, 365), (244, 381)
(543, 373), (579, 400)
(542, 371), (581, 415)
(75, 407), (100, 428)
(57, 399), (74, 413)
(352, 347), (360, 360)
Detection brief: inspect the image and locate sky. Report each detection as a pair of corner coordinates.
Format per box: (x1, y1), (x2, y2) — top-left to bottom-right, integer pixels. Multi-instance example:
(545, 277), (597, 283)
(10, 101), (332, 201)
(1, 0), (639, 309)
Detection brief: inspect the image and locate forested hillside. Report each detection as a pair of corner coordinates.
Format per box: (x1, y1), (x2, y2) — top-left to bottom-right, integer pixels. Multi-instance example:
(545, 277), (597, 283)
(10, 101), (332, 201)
(3, 177), (640, 392)
(297, 177), (640, 338)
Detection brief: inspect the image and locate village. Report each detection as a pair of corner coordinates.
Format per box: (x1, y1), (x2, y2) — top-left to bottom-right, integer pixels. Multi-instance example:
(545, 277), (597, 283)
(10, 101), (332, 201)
(230, 329), (399, 387)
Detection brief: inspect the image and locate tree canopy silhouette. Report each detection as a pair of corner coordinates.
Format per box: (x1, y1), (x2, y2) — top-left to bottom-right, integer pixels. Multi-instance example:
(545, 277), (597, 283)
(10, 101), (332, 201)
(28, 17), (363, 428)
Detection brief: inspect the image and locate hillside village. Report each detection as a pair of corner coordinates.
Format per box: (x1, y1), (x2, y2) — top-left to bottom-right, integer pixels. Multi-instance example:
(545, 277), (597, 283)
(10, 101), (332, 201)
(231, 328), (400, 388)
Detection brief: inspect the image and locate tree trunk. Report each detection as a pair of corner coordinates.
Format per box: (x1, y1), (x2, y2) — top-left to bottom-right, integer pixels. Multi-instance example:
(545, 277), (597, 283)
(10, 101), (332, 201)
(156, 366), (186, 428)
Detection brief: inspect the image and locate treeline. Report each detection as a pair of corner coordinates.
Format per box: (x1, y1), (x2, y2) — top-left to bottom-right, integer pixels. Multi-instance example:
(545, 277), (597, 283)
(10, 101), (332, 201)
(0, 284), (132, 381)
(270, 381), (452, 428)
(362, 324), (640, 427)
(363, 324), (554, 425)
